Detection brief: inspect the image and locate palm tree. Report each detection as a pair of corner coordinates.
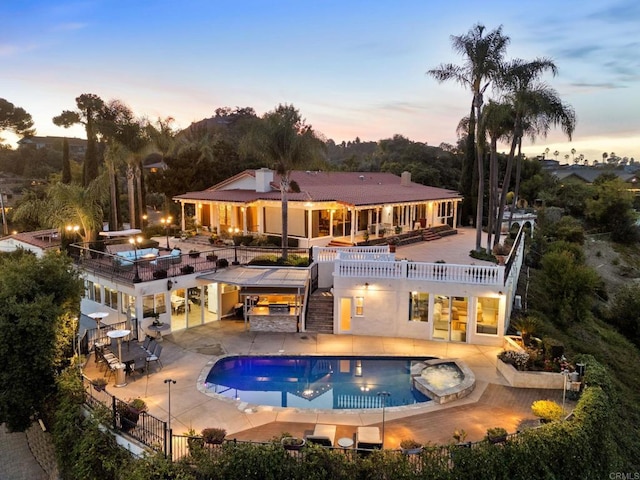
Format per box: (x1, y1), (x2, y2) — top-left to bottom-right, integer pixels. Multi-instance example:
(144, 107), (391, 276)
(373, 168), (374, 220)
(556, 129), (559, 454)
(602, 152), (608, 164)
(553, 150), (559, 161)
(571, 148), (576, 162)
(241, 104), (325, 259)
(13, 179), (107, 245)
(428, 24), (510, 252)
(477, 100), (513, 251)
(493, 57), (575, 242)
(104, 141), (130, 231)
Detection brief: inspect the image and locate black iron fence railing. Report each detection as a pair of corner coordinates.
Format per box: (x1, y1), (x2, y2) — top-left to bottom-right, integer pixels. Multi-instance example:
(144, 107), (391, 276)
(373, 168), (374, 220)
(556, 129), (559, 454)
(82, 375), (168, 454)
(70, 241), (311, 285)
(80, 320), (139, 356)
(82, 374), (524, 466)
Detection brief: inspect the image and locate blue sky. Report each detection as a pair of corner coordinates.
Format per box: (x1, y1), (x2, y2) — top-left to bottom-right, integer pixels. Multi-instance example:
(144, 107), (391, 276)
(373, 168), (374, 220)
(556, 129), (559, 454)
(2, 0), (639, 163)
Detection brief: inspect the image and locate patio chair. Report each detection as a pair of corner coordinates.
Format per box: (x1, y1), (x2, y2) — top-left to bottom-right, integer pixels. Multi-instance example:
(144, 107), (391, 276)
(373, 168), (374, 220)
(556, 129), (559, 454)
(144, 338), (157, 356)
(146, 344), (163, 373)
(356, 426), (382, 451)
(305, 424), (336, 447)
(140, 336), (151, 352)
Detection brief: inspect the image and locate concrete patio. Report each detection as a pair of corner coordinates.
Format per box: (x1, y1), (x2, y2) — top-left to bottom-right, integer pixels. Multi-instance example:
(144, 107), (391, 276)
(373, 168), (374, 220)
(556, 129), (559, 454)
(82, 317), (569, 449)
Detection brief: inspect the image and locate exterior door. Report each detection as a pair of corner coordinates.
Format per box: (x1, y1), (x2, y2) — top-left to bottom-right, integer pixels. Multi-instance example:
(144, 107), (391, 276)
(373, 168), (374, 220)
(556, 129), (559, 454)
(339, 297), (351, 333)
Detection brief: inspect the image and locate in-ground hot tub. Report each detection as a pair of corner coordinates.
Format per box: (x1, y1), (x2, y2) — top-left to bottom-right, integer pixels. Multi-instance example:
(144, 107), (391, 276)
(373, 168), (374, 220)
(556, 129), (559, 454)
(411, 359), (475, 404)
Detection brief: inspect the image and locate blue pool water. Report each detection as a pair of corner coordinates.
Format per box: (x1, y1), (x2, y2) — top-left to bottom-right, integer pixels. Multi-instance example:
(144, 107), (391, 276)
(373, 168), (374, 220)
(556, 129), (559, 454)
(204, 355), (433, 409)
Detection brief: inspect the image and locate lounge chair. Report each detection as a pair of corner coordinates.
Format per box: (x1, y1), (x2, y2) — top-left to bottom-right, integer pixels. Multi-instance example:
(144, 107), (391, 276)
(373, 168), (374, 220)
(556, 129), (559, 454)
(356, 426), (382, 450)
(305, 424), (337, 447)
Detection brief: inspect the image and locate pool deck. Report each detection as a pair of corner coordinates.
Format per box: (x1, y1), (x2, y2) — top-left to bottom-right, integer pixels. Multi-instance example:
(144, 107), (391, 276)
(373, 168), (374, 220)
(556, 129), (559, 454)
(82, 318), (570, 448)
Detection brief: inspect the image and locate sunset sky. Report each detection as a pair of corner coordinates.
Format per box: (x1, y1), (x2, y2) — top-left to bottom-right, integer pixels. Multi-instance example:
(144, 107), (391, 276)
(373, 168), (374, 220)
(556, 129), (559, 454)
(2, 0), (639, 163)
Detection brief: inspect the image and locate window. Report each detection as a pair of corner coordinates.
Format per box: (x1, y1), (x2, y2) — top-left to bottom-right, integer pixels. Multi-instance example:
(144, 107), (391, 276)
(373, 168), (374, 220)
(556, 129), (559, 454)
(86, 281), (94, 300)
(121, 293), (136, 315)
(476, 297), (499, 335)
(354, 296), (364, 316)
(143, 293), (167, 317)
(93, 283), (102, 304)
(409, 292), (429, 322)
(105, 287), (118, 309)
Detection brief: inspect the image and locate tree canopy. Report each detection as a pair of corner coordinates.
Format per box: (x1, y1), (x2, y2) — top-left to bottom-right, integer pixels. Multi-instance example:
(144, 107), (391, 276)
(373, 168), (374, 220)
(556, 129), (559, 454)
(0, 98), (35, 141)
(0, 250), (82, 431)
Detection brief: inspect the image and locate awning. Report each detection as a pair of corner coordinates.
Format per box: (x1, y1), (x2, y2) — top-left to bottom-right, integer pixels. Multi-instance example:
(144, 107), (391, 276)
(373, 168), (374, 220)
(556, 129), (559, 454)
(99, 229), (143, 237)
(197, 266), (309, 289)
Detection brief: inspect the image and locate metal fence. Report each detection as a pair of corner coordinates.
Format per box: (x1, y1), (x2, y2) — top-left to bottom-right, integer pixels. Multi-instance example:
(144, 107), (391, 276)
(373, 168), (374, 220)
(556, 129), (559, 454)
(82, 374), (524, 468)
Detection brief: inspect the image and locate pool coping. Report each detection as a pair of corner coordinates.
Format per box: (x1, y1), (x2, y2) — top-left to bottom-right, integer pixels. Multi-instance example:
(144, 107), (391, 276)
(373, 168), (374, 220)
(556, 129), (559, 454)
(196, 353), (477, 416)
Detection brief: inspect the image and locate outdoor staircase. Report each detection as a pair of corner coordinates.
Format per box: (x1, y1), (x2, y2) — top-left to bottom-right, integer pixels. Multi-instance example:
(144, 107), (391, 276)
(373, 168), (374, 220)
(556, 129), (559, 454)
(327, 239), (354, 247)
(305, 289), (334, 334)
(422, 225), (458, 241)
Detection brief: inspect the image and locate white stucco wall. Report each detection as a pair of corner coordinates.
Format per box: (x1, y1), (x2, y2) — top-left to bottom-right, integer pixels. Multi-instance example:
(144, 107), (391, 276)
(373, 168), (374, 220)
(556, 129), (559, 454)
(332, 274), (505, 346)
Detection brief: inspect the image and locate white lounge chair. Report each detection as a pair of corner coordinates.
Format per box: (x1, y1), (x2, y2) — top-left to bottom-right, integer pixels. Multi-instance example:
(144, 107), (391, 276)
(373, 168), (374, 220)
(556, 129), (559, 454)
(356, 426), (382, 450)
(305, 424), (337, 447)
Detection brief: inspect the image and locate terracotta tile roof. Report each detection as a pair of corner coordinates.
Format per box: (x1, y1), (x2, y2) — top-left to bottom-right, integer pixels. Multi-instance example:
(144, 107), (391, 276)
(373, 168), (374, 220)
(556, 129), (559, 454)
(175, 170), (460, 206)
(2, 229), (61, 250)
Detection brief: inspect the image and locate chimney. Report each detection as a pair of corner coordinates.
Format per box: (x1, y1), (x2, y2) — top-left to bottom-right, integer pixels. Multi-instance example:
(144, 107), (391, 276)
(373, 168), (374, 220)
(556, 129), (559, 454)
(255, 168), (274, 192)
(401, 171), (411, 186)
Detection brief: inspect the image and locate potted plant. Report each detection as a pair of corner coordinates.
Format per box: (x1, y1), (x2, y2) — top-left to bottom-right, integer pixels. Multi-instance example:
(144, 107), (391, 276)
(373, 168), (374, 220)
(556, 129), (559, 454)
(399, 438), (423, 454)
(362, 230), (370, 244)
(486, 427), (508, 444)
(117, 398), (148, 432)
(185, 428), (204, 454)
(206, 253), (218, 262)
(452, 428), (468, 445)
(188, 249), (201, 258)
(281, 435), (306, 451)
(91, 377), (107, 392)
(180, 264), (195, 274)
(149, 311), (162, 326)
(378, 227), (386, 238)
(531, 400), (563, 423)
(492, 243), (509, 264)
(512, 316), (541, 347)
(201, 427), (227, 445)
(153, 269), (168, 279)
(388, 237), (398, 253)
(395, 225), (402, 234)
(216, 258), (229, 269)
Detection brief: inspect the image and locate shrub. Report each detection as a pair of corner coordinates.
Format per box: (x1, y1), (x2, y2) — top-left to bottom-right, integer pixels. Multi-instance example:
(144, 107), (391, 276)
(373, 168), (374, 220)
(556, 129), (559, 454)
(498, 350), (530, 370)
(543, 337), (565, 361)
(486, 427), (508, 443)
(201, 427), (226, 444)
(216, 258), (229, 269)
(400, 438), (422, 450)
(531, 400), (563, 422)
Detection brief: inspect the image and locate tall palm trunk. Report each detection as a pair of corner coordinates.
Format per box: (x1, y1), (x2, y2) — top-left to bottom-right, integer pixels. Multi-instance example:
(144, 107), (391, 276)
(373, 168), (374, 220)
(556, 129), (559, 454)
(135, 162), (144, 229)
(493, 121), (521, 245)
(474, 94), (485, 252)
(108, 161), (119, 231)
(280, 176), (289, 260)
(127, 164), (136, 229)
(508, 138), (524, 228)
(486, 136), (499, 252)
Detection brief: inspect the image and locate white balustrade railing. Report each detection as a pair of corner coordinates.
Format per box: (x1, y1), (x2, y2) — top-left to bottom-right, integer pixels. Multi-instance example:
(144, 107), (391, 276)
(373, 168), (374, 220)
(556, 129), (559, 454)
(335, 259), (504, 285)
(337, 251), (396, 262)
(313, 245), (389, 263)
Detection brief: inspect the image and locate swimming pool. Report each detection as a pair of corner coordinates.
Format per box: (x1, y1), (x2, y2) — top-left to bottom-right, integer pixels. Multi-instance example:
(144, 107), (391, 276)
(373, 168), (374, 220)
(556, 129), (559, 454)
(204, 355), (433, 409)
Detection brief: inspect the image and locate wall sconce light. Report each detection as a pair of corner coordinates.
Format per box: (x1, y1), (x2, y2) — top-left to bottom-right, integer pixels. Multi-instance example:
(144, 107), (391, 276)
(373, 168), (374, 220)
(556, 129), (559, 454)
(364, 282), (369, 289)
(498, 291), (503, 296)
(167, 279), (174, 291)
